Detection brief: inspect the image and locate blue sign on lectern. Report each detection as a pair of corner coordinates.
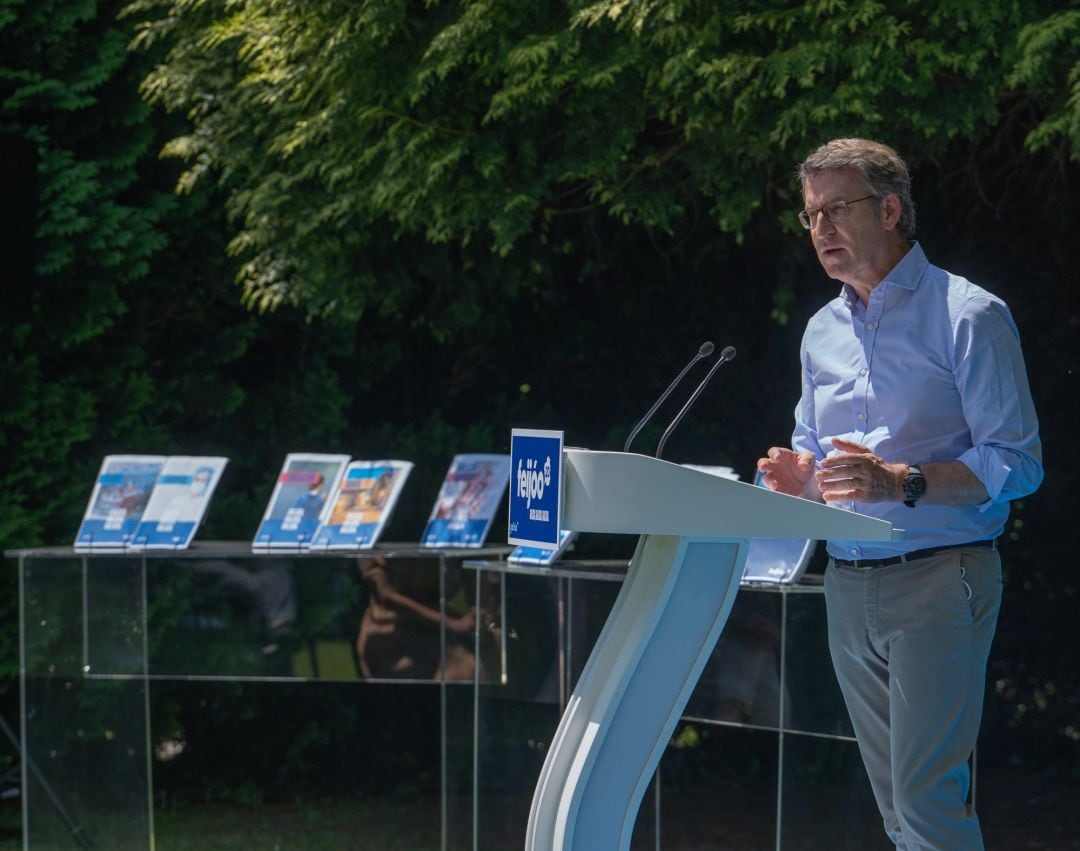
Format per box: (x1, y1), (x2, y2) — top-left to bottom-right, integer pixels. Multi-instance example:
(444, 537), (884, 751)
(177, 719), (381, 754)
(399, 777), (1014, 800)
(508, 428), (564, 549)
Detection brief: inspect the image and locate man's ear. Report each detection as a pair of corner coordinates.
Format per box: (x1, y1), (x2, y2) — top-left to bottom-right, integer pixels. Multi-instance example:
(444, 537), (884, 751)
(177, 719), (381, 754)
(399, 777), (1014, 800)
(881, 193), (902, 231)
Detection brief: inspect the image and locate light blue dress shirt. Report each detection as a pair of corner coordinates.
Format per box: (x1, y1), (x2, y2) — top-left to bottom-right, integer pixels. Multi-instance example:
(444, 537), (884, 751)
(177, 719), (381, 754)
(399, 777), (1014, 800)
(792, 242), (1043, 559)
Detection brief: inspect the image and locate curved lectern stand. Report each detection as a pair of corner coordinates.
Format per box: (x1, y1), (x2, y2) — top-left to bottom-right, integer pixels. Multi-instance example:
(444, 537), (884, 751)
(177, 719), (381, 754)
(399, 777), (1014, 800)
(525, 449), (903, 851)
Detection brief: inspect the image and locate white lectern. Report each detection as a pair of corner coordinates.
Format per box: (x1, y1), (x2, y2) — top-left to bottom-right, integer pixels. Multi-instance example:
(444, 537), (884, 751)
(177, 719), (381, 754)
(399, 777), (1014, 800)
(525, 449), (903, 851)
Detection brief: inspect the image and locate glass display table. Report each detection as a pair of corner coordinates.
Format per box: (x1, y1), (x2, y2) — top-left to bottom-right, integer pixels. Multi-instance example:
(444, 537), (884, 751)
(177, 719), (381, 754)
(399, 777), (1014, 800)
(10, 543), (906, 849)
(454, 558), (892, 851)
(9, 542), (509, 850)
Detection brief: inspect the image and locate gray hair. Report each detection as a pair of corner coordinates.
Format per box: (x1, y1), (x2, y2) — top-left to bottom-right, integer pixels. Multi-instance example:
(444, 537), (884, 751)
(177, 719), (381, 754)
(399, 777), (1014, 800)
(797, 138), (916, 238)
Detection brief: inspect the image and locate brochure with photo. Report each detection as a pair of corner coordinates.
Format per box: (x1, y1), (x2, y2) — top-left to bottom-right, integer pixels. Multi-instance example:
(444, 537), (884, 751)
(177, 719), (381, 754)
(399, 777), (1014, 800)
(507, 530), (577, 566)
(420, 454), (512, 548)
(310, 460), (414, 550)
(129, 456), (229, 550)
(75, 455), (168, 550)
(252, 453), (350, 548)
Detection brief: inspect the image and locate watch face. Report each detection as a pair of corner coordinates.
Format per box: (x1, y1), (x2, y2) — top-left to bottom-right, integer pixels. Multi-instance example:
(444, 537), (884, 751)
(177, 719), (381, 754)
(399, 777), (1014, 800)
(904, 470), (926, 501)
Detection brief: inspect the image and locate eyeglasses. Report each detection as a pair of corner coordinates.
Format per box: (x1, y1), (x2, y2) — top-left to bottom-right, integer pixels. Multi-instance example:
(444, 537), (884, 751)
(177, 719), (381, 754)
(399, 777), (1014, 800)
(798, 195), (874, 230)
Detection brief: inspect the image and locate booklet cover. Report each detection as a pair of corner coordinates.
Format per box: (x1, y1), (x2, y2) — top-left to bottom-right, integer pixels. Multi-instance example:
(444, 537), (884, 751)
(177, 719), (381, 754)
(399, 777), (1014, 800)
(74, 455), (168, 550)
(507, 530), (577, 566)
(129, 456), (229, 550)
(310, 460), (414, 550)
(252, 453), (350, 548)
(421, 454), (512, 548)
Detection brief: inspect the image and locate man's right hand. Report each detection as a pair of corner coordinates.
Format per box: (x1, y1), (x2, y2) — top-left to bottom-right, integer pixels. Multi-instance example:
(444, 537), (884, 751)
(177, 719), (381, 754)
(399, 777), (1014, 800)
(756, 447), (821, 500)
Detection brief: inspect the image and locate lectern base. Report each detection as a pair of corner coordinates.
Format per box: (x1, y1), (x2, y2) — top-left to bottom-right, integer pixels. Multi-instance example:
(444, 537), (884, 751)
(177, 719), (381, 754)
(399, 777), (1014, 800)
(526, 534), (748, 851)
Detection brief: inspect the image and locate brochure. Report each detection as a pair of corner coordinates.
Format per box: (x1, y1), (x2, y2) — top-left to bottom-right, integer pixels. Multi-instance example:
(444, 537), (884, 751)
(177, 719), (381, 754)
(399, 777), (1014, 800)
(252, 453), (350, 548)
(681, 464), (739, 481)
(310, 460), (414, 550)
(129, 456), (229, 550)
(507, 530), (577, 566)
(420, 454), (512, 548)
(74, 455), (167, 550)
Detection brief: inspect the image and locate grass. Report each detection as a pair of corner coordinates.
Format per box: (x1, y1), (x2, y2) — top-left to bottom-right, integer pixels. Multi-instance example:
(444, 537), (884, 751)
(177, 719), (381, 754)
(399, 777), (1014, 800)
(1, 795), (448, 851)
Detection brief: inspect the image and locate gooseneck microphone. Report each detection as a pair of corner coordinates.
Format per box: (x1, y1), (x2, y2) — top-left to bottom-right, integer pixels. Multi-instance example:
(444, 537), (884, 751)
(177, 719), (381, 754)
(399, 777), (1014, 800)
(623, 342), (715, 453)
(655, 345), (736, 460)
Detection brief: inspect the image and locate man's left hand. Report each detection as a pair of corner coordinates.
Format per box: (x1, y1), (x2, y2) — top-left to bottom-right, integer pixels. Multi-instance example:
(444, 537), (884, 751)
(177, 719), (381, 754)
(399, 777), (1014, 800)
(815, 438), (906, 503)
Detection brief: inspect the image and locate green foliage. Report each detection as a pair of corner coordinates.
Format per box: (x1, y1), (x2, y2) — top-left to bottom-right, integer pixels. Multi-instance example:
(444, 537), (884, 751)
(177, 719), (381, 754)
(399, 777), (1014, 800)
(1, 0), (169, 555)
(1008, 8), (1080, 156)
(125, 0), (1078, 321)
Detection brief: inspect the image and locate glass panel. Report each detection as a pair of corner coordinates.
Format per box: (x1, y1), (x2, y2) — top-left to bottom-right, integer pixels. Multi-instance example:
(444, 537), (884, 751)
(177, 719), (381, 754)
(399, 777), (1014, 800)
(782, 590), (855, 739)
(464, 571), (564, 850)
(443, 678), (475, 851)
(566, 576), (623, 691)
(19, 546), (503, 850)
(628, 773), (659, 850)
(658, 724), (779, 850)
(21, 556), (152, 849)
(459, 567), (649, 849)
(779, 734), (889, 850)
(684, 590), (785, 729)
(99, 551), (508, 684)
(86, 557), (150, 677)
(146, 556), (314, 679)
(149, 680), (443, 849)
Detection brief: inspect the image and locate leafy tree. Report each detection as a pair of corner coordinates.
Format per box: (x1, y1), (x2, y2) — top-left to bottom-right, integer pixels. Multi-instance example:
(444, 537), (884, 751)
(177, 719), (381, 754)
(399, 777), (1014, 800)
(127, 0), (1077, 321)
(1008, 8), (1080, 155)
(2, 0), (169, 549)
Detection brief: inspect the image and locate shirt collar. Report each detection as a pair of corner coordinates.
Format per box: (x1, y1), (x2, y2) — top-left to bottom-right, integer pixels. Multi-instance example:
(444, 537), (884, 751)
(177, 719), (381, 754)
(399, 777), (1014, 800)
(839, 241), (927, 308)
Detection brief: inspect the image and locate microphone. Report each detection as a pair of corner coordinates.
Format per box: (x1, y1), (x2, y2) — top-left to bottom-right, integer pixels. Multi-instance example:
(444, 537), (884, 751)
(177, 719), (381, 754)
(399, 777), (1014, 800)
(623, 342), (715, 453)
(655, 345), (736, 460)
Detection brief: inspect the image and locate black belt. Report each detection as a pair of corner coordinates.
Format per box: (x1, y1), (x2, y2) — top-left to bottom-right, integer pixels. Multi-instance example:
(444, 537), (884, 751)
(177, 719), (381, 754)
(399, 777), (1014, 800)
(833, 539), (997, 569)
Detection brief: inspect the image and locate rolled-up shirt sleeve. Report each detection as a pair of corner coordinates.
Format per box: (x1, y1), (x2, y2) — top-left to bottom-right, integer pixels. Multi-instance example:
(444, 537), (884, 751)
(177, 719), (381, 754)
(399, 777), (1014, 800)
(953, 296), (1043, 507)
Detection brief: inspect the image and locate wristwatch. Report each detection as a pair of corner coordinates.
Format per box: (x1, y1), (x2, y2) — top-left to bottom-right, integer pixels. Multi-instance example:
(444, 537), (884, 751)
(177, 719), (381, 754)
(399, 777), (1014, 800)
(903, 464), (926, 508)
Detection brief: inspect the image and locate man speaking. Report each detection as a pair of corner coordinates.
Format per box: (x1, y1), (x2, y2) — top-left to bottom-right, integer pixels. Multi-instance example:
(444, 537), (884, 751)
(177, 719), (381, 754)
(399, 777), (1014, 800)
(758, 138), (1042, 850)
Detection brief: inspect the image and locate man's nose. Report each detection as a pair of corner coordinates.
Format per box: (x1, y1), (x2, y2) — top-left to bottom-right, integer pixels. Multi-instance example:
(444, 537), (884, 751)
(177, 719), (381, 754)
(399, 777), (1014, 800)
(814, 213), (837, 236)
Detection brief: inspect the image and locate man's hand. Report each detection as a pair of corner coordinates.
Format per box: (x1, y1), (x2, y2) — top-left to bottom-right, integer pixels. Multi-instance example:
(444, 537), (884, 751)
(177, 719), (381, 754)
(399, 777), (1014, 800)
(816, 438), (906, 503)
(757, 447), (819, 499)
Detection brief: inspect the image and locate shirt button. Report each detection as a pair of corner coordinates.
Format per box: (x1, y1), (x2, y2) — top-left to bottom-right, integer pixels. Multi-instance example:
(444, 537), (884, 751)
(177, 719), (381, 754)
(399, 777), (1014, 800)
(859, 368), (868, 376)
(857, 413), (865, 421)
(850, 549), (858, 556)
(866, 323), (875, 330)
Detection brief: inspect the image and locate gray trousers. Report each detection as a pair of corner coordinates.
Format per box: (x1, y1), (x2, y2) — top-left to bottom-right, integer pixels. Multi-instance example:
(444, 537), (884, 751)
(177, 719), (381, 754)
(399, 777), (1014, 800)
(825, 546), (1002, 851)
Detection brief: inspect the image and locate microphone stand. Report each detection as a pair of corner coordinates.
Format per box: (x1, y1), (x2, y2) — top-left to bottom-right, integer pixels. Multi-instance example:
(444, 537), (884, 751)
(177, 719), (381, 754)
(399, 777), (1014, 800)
(623, 342), (714, 453)
(655, 346), (736, 460)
